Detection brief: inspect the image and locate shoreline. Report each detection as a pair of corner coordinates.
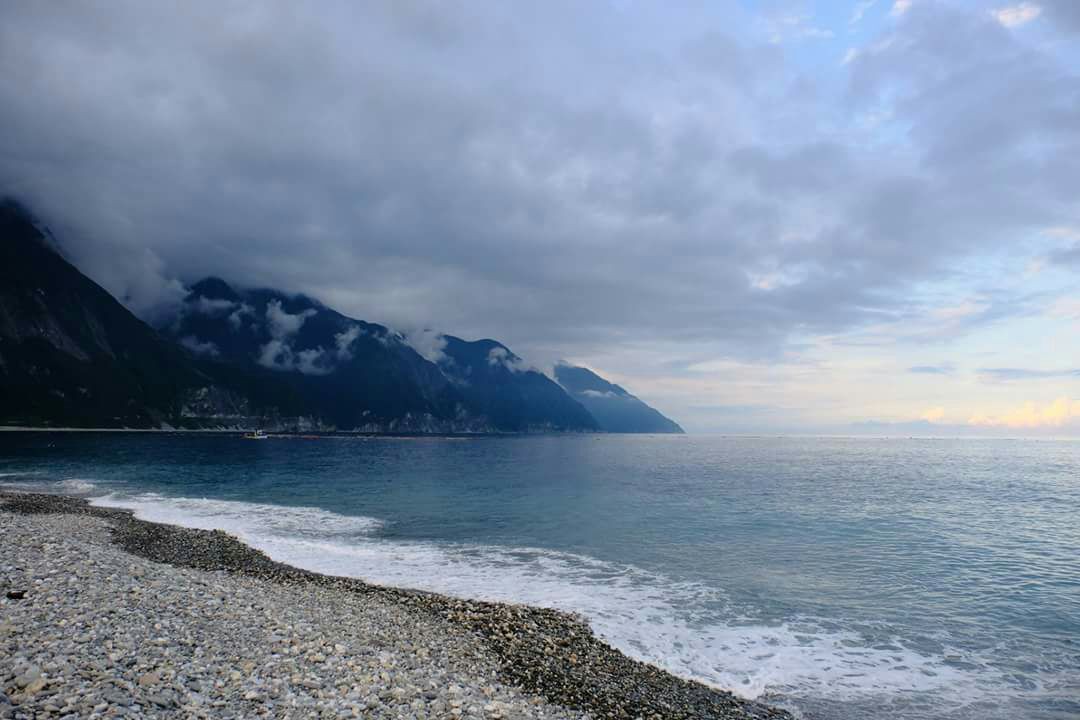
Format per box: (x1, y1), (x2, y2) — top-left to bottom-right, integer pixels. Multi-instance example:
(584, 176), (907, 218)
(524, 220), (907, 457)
(0, 428), (601, 438)
(1, 490), (792, 719)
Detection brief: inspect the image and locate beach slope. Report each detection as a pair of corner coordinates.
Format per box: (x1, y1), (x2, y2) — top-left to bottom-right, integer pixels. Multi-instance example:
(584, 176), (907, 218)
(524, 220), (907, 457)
(0, 492), (790, 719)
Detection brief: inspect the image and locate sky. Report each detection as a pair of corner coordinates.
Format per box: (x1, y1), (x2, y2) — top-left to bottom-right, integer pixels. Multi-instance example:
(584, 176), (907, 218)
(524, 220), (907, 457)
(1, 0), (1078, 435)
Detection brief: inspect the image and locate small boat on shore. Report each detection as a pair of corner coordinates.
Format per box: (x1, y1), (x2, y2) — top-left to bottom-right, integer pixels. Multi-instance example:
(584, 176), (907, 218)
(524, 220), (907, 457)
(242, 430), (269, 440)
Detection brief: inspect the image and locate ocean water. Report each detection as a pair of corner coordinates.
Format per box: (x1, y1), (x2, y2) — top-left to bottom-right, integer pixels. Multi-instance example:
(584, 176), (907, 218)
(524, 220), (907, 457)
(1, 433), (1077, 719)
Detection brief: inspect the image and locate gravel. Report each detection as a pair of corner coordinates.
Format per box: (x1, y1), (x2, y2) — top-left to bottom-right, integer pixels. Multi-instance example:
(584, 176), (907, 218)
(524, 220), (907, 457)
(0, 492), (792, 719)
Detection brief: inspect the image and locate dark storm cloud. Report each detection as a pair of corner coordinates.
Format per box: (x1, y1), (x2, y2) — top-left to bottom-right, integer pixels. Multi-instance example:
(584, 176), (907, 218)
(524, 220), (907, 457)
(0, 1), (1077, 363)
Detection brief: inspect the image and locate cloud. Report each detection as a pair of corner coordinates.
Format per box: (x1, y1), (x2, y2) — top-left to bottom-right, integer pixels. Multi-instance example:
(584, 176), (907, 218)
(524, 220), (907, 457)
(841, 290), (1039, 349)
(851, 1), (879, 26)
(190, 297), (237, 315)
(1045, 226), (1080, 241)
(257, 340), (296, 372)
(108, 247), (187, 322)
(762, 13), (834, 43)
(228, 303), (255, 329)
(1048, 297), (1080, 320)
(401, 328), (447, 364)
(0, 0), (1076, 417)
(891, 0), (913, 17)
(978, 367), (1080, 381)
(582, 389), (618, 398)
(296, 347), (331, 376)
(1039, 0), (1080, 32)
(1046, 228), (1080, 266)
(920, 407), (946, 422)
(257, 339), (331, 375)
(333, 325), (364, 361)
(487, 346), (525, 372)
(258, 299), (327, 373)
(968, 397), (1080, 428)
(257, 339), (289, 371)
(909, 364), (954, 375)
(686, 404), (789, 416)
(991, 3), (1043, 28)
(265, 300), (316, 340)
(178, 335), (220, 357)
(1050, 244), (1080, 267)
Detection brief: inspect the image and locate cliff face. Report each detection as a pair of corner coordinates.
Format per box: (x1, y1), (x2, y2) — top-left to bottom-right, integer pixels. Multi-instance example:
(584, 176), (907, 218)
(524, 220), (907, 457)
(0, 200), (205, 427)
(437, 337), (599, 432)
(555, 364), (683, 434)
(160, 278), (605, 433)
(163, 280), (548, 432)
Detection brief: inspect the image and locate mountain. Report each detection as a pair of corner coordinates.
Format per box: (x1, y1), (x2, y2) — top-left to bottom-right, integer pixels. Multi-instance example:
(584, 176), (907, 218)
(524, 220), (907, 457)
(163, 278), (482, 431)
(555, 364), (683, 433)
(0, 199), (208, 427)
(437, 337), (599, 432)
(164, 278), (599, 432)
(0, 198), (677, 434)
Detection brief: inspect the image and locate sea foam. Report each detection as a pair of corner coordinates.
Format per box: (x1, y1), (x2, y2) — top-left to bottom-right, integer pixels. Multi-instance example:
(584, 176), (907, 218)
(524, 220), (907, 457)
(88, 491), (1003, 710)
(0, 474), (95, 494)
(91, 492), (382, 540)
(58, 478), (99, 493)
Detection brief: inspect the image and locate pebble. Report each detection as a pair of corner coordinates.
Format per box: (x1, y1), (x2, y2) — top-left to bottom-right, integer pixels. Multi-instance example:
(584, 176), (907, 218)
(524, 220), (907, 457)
(1, 491), (792, 719)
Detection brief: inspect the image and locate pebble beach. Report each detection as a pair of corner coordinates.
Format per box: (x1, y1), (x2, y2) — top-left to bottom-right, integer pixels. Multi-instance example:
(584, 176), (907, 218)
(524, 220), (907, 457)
(0, 492), (791, 719)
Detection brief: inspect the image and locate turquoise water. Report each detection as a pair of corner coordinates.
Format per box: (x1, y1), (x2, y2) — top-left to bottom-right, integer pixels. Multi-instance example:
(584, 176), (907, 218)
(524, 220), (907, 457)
(1, 433), (1078, 719)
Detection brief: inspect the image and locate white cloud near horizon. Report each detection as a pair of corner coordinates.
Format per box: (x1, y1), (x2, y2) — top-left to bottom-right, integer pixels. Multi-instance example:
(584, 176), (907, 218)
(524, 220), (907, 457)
(969, 397), (1080, 428)
(921, 407), (946, 422)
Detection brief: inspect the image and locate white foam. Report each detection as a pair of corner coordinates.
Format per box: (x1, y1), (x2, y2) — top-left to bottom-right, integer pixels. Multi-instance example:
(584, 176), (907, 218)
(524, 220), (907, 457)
(244, 536), (997, 705)
(0, 475), (97, 494)
(86, 491), (1006, 710)
(58, 478), (98, 493)
(91, 493), (383, 542)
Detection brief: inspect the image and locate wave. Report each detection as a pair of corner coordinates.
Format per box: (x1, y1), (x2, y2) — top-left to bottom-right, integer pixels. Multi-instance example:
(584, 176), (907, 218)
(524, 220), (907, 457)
(0, 475), (97, 494)
(254, 536), (998, 704)
(87, 491), (1006, 710)
(58, 478), (99, 493)
(91, 492), (383, 541)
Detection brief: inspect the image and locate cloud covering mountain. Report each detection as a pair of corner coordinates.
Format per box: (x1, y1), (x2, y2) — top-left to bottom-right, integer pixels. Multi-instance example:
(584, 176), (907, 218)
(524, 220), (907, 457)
(1, 201), (636, 431)
(1, 1), (1077, 431)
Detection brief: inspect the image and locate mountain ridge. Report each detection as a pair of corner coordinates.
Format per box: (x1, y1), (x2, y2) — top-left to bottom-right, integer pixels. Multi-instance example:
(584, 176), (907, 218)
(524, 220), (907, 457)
(555, 364), (683, 434)
(0, 199), (682, 434)
(0, 199), (206, 427)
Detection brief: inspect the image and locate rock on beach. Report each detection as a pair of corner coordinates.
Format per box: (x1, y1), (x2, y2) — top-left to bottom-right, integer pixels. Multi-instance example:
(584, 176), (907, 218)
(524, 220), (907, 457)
(0, 491), (792, 719)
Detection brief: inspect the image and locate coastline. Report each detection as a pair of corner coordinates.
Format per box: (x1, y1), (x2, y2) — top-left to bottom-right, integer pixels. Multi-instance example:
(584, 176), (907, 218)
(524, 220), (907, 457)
(1, 491), (792, 719)
(0, 428), (591, 438)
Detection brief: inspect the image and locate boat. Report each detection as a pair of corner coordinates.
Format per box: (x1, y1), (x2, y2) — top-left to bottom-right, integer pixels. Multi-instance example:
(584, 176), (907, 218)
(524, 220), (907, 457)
(242, 429), (269, 440)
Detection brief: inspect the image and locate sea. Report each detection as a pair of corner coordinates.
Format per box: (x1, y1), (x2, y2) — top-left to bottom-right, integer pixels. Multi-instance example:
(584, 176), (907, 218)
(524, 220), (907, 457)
(1, 432), (1077, 719)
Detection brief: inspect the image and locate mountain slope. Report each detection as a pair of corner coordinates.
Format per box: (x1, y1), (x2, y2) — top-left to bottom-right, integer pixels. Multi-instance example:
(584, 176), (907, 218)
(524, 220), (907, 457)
(167, 278), (602, 432)
(0, 199), (202, 427)
(555, 364), (683, 433)
(438, 337), (599, 432)
(0, 198), (660, 434)
(164, 278), (478, 431)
